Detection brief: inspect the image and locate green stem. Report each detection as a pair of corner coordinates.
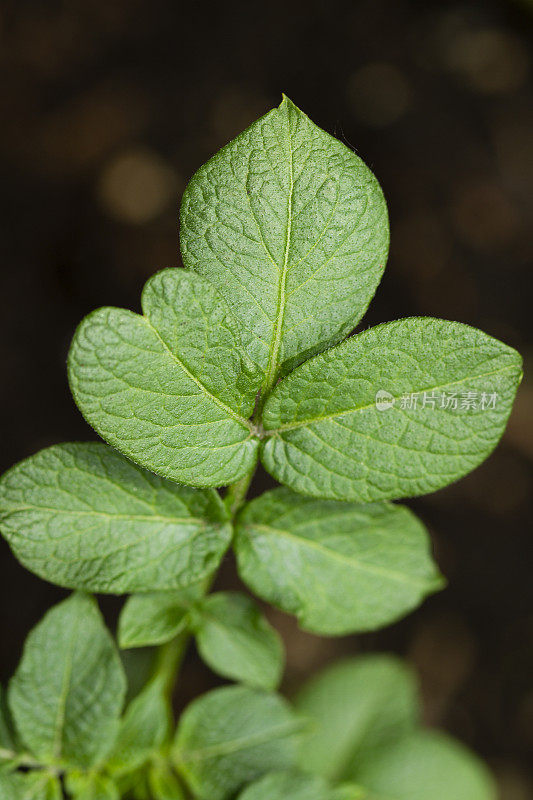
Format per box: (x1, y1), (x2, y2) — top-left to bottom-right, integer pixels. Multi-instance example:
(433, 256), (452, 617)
(152, 454), (257, 700)
(154, 411), (261, 706)
(223, 451), (259, 518)
(153, 631), (190, 700)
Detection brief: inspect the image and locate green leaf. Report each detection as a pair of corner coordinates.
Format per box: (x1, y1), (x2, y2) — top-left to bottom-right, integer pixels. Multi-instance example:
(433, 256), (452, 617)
(261, 318), (522, 501)
(120, 649), (155, 700)
(294, 656), (495, 800)
(39, 775), (62, 800)
(6, 771), (63, 800)
(191, 592), (284, 689)
(350, 730), (496, 800)
(148, 763), (185, 799)
(114, 767), (150, 800)
(235, 489), (442, 634)
(332, 784), (366, 800)
(65, 772), (120, 800)
(118, 584), (203, 649)
(0, 772), (24, 800)
(237, 770), (338, 800)
(173, 685), (303, 800)
(108, 675), (170, 774)
(68, 268), (260, 488)
(180, 95), (388, 387)
(0, 443), (231, 593)
(8, 593), (126, 769)
(295, 656), (418, 781)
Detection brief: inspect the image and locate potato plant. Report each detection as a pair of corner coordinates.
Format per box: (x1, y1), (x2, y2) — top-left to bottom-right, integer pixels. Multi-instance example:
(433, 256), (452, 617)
(0, 97), (521, 799)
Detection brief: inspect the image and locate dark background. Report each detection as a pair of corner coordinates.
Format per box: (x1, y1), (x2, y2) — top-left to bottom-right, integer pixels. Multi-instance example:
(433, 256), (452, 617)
(1, 0), (532, 796)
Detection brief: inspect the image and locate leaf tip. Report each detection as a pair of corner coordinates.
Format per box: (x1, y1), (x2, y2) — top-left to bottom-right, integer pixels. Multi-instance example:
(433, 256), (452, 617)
(279, 93), (300, 114)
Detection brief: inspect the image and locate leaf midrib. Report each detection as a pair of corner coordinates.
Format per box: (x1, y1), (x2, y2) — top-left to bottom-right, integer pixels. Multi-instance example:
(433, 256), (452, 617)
(264, 363), (518, 434)
(260, 106), (294, 395)
(143, 316), (255, 434)
(244, 523), (436, 589)
(2, 503), (209, 527)
(52, 610), (79, 760)
(179, 718), (301, 762)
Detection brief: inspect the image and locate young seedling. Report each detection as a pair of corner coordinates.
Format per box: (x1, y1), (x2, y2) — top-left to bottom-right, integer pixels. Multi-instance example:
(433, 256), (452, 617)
(0, 97), (520, 799)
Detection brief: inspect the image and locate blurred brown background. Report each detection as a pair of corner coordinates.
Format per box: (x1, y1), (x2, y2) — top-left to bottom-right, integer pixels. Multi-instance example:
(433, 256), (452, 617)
(0, 0), (532, 796)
